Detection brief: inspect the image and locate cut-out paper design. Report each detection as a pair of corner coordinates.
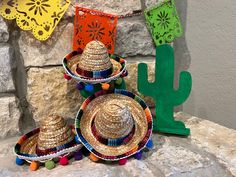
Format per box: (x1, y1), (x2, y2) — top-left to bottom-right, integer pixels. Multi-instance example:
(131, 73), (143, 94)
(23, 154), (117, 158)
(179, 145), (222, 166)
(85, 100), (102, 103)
(144, 0), (183, 46)
(138, 44), (192, 136)
(0, 0), (70, 41)
(73, 7), (118, 54)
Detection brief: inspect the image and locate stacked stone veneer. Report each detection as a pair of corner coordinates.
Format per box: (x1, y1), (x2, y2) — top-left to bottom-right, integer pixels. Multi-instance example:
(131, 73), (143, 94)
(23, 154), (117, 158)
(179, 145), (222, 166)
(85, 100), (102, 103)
(0, 0), (168, 137)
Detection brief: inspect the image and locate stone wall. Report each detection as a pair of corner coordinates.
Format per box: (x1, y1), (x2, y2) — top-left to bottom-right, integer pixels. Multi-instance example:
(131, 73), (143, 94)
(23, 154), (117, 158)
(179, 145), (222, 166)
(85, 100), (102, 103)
(0, 0), (161, 137)
(0, 18), (21, 138)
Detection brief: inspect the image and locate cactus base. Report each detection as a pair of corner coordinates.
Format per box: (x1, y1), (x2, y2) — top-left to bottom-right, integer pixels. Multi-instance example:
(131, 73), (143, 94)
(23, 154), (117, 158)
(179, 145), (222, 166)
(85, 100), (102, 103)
(153, 118), (190, 136)
(156, 127), (190, 136)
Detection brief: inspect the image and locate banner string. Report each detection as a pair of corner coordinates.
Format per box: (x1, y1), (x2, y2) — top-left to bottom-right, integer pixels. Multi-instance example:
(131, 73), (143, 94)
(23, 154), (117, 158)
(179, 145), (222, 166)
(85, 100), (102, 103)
(69, 2), (143, 19)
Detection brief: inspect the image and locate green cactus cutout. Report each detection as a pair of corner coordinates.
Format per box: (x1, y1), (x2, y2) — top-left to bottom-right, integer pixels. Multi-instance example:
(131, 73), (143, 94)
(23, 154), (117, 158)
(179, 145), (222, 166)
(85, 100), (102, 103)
(144, 0), (183, 46)
(138, 44), (192, 136)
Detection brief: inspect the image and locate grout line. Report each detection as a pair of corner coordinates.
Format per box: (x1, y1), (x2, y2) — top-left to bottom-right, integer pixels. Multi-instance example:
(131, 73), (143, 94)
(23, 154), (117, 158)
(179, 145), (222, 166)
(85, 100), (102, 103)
(26, 64), (63, 70)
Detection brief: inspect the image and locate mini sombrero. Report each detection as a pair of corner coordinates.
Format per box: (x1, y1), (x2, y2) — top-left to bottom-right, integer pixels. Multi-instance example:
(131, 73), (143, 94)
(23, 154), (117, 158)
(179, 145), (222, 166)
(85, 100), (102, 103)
(14, 115), (83, 171)
(75, 89), (153, 164)
(62, 41), (127, 84)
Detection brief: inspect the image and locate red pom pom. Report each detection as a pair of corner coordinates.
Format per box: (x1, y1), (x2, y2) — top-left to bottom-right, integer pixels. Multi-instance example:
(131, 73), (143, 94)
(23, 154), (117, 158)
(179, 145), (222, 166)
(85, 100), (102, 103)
(118, 158), (127, 165)
(64, 73), (72, 80)
(59, 156), (69, 166)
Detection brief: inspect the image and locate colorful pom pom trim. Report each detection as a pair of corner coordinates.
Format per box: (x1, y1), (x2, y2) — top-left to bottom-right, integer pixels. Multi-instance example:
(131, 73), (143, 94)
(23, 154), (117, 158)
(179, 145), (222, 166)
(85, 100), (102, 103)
(14, 125), (82, 162)
(62, 50), (127, 84)
(75, 89), (153, 161)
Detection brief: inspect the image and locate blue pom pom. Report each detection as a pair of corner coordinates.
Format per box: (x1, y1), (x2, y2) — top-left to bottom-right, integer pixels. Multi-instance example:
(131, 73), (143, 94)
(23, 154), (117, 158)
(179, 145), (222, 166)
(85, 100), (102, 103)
(76, 82), (84, 90)
(16, 157), (25, 166)
(85, 84), (94, 93)
(146, 139), (154, 149)
(134, 151), (142, 160)
(74, 136), (81, 144)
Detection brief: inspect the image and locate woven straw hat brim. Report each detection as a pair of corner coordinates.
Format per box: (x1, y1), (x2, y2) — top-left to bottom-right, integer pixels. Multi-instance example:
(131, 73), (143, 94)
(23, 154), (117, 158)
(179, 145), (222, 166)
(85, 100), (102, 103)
(14, 126), (83, 162)
(62, 51), (126, 84)
(75, 90), (153, 161)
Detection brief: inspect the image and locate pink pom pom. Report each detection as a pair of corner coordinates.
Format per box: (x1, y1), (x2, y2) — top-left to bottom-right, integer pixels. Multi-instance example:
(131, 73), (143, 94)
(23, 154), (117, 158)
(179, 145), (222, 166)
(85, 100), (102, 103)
(59, 156), (69, 166)
(64, 73), (72, 80)
(121, 70), (128, 78)
(118, 158), (127, 165)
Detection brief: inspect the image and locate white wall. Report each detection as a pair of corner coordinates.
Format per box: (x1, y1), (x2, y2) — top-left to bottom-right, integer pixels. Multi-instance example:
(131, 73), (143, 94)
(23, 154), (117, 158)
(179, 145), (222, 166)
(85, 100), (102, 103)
(179, 0), (236, 129)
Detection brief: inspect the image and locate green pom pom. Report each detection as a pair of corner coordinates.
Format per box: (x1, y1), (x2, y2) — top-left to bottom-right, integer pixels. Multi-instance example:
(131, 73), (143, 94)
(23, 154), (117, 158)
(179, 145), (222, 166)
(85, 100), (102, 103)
(45, 160), (55, 170)
(115, 78), (123, 85)
(105, 160), (113, 164)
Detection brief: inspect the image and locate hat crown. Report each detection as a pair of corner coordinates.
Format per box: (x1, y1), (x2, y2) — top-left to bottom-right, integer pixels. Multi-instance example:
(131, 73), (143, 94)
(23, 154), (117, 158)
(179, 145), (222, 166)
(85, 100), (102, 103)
(78, 41), (112, 71)
(94, 100), (134, 139)
(37, 115), (74, 151)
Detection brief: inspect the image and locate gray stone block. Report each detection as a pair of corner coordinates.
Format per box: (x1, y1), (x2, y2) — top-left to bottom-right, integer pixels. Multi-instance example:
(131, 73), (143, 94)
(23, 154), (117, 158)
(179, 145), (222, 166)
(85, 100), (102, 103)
(19, 22), (73, 67)
(145, 0), (165, 9)
(115, 19), (155, 57)
(66, 0), (142, 17)
(0, 95), (21, 138)
(0, 16), (9, 43)
(0, 44), (15, 92)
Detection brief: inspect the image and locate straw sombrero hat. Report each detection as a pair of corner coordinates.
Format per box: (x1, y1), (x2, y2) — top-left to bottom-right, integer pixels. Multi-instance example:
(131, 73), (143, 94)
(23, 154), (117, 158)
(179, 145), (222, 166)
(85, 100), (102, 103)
(75, 89), (153, 164)
(62, 41), (127, 84)
(14, 115), (83, 171)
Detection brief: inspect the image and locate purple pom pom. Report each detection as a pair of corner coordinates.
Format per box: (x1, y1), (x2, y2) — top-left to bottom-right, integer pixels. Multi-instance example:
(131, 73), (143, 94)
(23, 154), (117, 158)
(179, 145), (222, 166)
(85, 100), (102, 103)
(74, 151), (83, 161)
(76, 82), (84, 90)
(134, 151), (142, 160)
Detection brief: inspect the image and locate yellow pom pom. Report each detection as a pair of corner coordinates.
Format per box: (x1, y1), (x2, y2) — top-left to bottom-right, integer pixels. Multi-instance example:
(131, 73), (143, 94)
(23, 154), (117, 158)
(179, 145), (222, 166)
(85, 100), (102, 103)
(29, 161), (39, 171)
(101, 83), (110, 90)
(89, 153), (99, 162)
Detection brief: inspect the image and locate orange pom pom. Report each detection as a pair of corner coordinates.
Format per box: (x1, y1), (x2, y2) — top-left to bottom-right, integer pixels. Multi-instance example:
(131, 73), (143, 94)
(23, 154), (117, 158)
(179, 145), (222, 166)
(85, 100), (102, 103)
(89, 153), (99, 162)
(120, 58), (125, 64)
(29, 161), (39, 171)
(101, 83), (110, 90)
